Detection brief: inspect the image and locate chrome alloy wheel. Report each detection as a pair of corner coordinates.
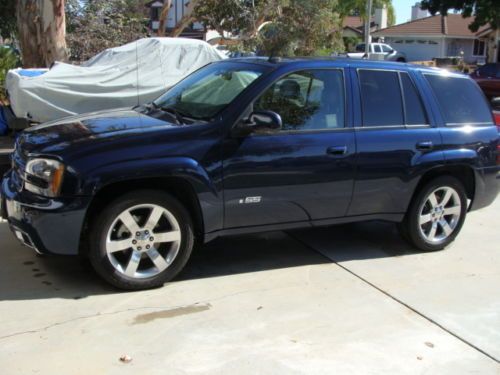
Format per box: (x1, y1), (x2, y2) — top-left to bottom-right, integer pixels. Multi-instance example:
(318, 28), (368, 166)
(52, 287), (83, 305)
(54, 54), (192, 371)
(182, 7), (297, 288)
(418, 186), (462, 244)
(105, 204), (181, 279)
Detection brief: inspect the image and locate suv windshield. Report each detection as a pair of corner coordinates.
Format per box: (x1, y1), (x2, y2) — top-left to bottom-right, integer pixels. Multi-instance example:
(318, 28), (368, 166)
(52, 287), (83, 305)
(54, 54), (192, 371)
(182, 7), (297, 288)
(153, 62), (268, 121)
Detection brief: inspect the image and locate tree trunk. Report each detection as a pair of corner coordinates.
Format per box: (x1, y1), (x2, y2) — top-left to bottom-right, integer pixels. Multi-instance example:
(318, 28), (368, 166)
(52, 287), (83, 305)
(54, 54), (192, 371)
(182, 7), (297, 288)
(168, 0), (200, 38)
(17, 0), (68, 68)
(158, 0), (172, 37)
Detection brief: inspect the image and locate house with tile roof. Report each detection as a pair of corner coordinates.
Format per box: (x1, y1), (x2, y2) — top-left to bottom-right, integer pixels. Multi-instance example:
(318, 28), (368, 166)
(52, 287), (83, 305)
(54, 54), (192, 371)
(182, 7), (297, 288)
(372, 14), (500, 64)
(342, 7), (388, 40)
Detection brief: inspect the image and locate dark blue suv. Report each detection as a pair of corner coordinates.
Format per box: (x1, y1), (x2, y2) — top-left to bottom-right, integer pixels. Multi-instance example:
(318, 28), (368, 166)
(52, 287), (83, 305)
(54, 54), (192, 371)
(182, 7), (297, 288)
(1, 58), (499, 289)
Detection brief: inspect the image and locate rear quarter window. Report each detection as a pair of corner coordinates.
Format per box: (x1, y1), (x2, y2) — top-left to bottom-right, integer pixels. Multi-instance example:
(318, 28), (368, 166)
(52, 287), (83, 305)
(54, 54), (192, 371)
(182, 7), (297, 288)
(425, 74), (492, 126)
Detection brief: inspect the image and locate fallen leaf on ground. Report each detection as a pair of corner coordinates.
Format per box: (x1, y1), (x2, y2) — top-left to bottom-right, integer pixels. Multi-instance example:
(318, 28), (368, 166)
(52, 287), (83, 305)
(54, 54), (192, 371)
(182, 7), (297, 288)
(120, 355), (132, 363)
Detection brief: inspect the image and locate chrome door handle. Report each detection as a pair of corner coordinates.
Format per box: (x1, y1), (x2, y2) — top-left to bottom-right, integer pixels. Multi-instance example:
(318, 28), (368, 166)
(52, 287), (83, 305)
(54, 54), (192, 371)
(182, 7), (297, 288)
(326, 146), (347, 155)
(416, 141), (433, 150)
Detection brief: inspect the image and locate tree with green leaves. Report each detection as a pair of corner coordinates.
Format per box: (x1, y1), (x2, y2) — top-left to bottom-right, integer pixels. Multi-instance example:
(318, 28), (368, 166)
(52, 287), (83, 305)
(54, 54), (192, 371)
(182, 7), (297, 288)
(337, 0), (396, 26)
(420, 0), (499, 31)
(0, 0), (17, 40)
(193, 0), (344, 56)
(66, 0), (149, 61)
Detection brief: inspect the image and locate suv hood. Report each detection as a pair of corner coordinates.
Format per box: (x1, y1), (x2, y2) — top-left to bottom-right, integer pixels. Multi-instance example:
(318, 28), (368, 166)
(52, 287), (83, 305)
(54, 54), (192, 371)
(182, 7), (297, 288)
(17, 108), (178, 155)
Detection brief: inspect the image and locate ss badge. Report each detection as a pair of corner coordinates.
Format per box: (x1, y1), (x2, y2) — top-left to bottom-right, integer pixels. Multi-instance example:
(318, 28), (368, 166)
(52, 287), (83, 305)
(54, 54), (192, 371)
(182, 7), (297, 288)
(239, 196), (262, 204)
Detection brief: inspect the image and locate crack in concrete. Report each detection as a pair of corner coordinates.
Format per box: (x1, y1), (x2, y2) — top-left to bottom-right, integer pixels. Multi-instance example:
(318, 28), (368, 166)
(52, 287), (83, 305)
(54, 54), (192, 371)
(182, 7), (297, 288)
(0, 284), (295, 341)
(286, 231), (500, 364)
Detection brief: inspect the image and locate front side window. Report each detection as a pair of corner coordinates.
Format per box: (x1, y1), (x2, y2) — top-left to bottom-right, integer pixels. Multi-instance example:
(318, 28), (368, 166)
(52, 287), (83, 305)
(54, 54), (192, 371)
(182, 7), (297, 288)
(154, 62), (267, 120)
(254, 69), (345, 131)
(373, 45), (382, 53)
(359, 69), (403, 126)
(425, 74), (492, 125)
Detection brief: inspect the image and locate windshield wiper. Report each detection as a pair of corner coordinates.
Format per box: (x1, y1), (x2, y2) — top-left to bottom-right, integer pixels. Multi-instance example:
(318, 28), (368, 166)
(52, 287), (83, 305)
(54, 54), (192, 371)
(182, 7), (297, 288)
(159, 106), (185, 125)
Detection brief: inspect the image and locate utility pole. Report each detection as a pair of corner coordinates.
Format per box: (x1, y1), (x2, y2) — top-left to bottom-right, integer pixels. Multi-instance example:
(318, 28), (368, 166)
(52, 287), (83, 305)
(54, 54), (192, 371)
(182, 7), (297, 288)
(364, 0), (373, 56)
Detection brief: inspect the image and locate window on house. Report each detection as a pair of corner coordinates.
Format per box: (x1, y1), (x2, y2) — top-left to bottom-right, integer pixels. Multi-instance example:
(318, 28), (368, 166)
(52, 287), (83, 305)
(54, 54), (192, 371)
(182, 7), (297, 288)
(473, 39), (486, 56)
(151, 7), (159, 21)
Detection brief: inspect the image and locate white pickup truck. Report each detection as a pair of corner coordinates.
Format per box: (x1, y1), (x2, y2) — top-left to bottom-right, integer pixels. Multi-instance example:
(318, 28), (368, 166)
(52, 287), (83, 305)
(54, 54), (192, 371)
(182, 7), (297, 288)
(347, 43), (406, 62)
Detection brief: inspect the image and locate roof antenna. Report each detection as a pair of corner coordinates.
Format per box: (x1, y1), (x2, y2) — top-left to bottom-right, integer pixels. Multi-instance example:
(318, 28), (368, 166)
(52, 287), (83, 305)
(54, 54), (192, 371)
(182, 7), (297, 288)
(268, 48), (281, 63)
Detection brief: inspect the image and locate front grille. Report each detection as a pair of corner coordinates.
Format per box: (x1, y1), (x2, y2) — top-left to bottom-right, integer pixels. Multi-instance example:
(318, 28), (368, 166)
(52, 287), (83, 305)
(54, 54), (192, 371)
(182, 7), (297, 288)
(10, 146), (26, 192)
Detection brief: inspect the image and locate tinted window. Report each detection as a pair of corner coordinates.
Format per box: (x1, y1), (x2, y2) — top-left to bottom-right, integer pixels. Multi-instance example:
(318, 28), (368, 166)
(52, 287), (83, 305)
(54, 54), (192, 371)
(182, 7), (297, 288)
(425, 74), (492, 125)
(255, 70), (345, 131)
(356, 44), (365, 52)
(359, 70), (403, 126)
(373, 45), (382, 53)
(400, 73), (427, 125)
(478, 64), (496, 77)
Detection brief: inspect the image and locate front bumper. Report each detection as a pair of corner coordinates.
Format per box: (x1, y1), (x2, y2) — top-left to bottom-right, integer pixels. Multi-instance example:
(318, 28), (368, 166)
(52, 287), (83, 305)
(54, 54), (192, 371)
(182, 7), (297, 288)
(1, 171), (90, 255)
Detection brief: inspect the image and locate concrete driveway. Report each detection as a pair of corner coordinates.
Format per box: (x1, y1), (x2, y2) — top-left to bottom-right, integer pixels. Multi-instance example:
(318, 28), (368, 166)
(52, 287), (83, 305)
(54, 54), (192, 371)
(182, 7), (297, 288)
(0, 198), (499, 374)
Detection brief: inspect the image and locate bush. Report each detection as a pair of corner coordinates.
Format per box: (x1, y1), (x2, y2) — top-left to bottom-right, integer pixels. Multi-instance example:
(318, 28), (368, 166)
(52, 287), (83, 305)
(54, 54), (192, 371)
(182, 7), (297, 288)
(0, 47), (20, 103)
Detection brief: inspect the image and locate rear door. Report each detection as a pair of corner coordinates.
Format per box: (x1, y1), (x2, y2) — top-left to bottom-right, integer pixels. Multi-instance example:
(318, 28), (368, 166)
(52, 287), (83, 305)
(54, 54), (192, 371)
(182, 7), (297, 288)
(348, 68), (443, 216)
(222, 68), (356, 228)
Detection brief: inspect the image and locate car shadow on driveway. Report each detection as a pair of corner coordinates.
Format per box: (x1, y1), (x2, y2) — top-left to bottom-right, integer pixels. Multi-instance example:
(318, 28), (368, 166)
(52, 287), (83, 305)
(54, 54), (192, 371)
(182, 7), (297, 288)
(0, 221), (420, 301)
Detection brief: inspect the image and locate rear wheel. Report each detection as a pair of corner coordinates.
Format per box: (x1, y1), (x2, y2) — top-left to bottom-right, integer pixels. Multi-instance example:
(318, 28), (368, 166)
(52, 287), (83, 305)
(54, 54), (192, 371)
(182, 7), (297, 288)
(88, 190), (194, 290)
(400, 176), (467, 251)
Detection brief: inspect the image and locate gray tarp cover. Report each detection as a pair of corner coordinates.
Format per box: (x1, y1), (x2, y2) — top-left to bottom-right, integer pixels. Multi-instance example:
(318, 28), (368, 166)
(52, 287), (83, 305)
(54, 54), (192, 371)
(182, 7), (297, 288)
(5, 38), (224, 123)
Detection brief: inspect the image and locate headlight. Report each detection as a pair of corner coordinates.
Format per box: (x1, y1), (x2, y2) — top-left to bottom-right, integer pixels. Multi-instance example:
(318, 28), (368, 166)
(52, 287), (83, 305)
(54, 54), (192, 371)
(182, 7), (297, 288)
(24, 158), (65, 197)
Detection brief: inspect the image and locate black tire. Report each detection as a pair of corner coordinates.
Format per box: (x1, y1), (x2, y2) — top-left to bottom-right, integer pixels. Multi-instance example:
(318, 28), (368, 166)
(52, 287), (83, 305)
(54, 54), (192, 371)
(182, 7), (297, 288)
(396, 57), (406, 63)
(400, 176), (467, 251)
(88, 190), (195, 290)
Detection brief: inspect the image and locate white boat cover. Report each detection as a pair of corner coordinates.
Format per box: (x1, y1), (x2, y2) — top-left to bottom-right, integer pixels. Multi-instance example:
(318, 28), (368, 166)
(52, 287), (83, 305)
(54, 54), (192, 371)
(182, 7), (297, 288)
(5, 38), (225, 123)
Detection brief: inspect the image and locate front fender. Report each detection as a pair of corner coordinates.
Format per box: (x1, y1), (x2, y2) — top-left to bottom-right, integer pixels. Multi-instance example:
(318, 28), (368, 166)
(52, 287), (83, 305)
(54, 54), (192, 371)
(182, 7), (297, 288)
(79, 156), (222, 233)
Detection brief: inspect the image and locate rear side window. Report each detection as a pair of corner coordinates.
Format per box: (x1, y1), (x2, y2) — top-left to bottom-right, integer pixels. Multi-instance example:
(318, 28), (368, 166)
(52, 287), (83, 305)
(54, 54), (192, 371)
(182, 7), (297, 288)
(359, 70), (403, 126)
(400, 73), (427, 125)
(425, 74), (492, 125)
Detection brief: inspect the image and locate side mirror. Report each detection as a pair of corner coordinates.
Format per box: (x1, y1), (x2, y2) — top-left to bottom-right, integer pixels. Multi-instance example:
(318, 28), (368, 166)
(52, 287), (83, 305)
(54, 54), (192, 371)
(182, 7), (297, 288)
(491, 97), (500, 111)
(247, 110), (282, 130)
(232, 110), (282, 137)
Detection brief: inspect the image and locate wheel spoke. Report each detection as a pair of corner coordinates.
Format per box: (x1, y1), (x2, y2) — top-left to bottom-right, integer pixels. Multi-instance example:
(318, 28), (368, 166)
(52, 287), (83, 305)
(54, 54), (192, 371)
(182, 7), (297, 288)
(144, 206), (164, 230)
(155, 230), (181, 243)
(119, 211), (141, 234)
(106, 239), (132, 253)
(428, 192), (439, 208)
(146, 247), (169, 271)
(439, 219), (453, 237)
(443, 205), (461, 216)
(441, 189), (453, 206)
(427, 222), (438, 241)
(124, 250), (142, 277)
(419, 213), (432, 225)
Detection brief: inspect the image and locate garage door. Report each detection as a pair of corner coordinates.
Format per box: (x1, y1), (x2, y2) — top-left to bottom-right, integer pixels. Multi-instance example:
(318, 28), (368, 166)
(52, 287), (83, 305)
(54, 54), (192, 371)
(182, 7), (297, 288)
(387, 39), (442, 62)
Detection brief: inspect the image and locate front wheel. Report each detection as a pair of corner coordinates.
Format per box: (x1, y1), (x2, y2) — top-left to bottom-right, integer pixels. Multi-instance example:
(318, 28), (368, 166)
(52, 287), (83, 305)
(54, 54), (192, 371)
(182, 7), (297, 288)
(400, 176), (467, 251)
(88, 190), (195, 290)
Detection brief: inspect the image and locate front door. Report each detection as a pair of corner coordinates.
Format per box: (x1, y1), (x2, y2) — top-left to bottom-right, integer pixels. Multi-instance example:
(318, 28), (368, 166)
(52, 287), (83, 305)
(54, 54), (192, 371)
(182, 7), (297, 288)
(222, 68), (356, 229)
